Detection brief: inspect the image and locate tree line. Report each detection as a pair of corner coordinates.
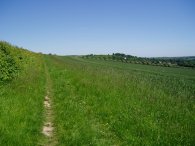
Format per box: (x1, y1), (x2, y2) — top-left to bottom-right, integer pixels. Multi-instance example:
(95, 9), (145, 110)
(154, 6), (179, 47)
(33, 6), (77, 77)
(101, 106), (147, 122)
(82, 53), (195, 68)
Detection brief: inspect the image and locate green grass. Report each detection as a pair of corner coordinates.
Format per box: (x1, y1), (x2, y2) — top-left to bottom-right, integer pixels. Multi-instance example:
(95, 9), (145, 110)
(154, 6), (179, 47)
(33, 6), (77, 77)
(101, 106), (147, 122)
(1, 50), (194, 145)
(45, 55), (195, 145)
(0, 54), (46, 146)
(76, 57), (195, 79)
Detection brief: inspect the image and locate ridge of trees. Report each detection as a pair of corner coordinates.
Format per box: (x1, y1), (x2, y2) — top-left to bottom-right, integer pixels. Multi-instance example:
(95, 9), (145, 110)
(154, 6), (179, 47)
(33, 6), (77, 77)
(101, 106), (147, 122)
(82, 53), (195, 68)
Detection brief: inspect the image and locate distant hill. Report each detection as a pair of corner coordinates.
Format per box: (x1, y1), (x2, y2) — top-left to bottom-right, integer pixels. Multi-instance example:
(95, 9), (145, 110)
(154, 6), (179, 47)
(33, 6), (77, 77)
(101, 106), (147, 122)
(82, 53), (195, 68)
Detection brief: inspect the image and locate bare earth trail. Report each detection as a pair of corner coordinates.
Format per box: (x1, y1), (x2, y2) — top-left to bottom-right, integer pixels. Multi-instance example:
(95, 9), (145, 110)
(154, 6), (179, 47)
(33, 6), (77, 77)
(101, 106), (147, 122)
(42, 93), (53, 138)
(39, 62), (57, 146)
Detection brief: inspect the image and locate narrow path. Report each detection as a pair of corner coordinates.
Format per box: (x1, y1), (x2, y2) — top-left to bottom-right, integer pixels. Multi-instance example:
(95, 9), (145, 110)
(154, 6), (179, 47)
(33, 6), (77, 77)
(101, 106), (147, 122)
(39, 61), (56, 146)
(42, 93), (54, 137)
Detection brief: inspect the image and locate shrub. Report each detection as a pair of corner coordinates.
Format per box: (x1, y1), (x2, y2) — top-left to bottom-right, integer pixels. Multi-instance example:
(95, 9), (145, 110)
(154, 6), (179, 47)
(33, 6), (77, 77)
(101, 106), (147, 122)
(0, 41), (36, 82)
(0, 42), (19, 81)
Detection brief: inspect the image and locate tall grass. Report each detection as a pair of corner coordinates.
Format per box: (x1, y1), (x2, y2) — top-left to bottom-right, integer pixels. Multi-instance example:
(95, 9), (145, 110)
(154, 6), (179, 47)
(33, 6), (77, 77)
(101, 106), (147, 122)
(0, 54), (46, 146)
(1, 50), (194, 145)
(46, 55), (195, 145)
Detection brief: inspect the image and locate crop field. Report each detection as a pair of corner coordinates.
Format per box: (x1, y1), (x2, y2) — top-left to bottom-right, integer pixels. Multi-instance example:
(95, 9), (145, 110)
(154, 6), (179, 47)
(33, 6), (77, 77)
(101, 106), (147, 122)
(45, 55), (195, 145)
(0, 44), (195, 145)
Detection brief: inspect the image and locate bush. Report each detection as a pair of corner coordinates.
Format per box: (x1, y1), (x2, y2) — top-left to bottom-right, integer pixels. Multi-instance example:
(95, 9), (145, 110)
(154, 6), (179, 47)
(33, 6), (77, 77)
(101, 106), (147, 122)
(0, 41), (36, 82)
(0, 42), (19, 81)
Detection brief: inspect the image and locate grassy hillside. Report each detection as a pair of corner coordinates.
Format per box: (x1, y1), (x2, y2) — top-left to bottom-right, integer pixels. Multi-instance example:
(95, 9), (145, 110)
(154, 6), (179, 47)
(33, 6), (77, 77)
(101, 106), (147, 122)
(0, 42), (194, 145)
(0, 42), (46, 145)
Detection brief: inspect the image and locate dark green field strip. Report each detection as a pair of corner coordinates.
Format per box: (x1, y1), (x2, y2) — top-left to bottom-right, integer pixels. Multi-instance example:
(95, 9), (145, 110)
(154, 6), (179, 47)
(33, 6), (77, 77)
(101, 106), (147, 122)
(72, 57), (195, 80)
(46, 55), (195, 145)
(58, 56), (195, 102)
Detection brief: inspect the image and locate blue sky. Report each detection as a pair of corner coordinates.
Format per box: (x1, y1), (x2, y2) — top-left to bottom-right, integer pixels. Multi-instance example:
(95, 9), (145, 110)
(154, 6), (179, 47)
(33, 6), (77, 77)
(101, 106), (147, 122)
(0, 0), (195, 57)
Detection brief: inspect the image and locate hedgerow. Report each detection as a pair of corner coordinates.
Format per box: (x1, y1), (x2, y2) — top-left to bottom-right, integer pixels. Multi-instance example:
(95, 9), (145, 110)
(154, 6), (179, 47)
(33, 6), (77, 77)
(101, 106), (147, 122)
(0, 41), (36, 82)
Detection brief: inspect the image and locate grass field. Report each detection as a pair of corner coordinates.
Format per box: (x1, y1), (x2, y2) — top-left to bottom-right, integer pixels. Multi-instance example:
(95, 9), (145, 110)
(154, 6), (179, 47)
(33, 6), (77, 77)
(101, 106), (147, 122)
(0, 54), (46, 145)
(46, 55), (195, 145)
(0, 53), (195, 145)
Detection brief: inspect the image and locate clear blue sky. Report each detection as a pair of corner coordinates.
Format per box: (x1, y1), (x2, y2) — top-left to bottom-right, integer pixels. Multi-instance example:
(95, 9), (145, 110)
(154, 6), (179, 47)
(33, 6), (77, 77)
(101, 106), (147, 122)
(0, 0), (195, 57)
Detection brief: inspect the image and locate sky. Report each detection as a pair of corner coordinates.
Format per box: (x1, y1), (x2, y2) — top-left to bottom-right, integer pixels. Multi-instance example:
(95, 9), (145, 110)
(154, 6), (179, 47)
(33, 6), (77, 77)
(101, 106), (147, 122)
(0, 0), (195, 57)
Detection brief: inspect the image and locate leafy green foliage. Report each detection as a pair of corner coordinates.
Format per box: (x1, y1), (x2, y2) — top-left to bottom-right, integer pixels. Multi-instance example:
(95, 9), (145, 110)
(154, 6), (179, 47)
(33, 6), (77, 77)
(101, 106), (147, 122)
(0, 42), (18, 81)
(0, 41), (37, 82)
